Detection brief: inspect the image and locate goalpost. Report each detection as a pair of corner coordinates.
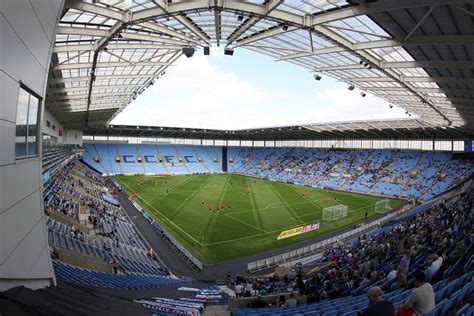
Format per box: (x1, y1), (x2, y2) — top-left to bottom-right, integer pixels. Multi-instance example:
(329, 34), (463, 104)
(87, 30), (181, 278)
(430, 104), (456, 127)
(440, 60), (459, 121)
(375, 199), (391, 213)
(323, 205), (349, 222)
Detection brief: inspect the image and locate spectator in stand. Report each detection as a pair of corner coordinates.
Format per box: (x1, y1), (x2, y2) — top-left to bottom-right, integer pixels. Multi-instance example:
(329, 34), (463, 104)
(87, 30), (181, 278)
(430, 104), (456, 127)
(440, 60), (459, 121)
(277, 295), (286, 307)
(356, 286), (395, 316)
(234, 283), (243, 299)
(244, 282), (252, 297)
(297, 289), (307, 305)
(285, 292), (298, 308)
(385, 265), (398, 282)
(397, 249), (412, 288)
(400, 272), (435, 316)
(425, 254), (443, 281)
(110, 257), (119, 274)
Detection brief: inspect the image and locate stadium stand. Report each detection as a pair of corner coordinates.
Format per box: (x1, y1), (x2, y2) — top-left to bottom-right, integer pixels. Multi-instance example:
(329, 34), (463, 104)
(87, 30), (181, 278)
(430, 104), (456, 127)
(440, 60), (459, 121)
(42, 159), (183, 283)
(3, 1), (474, 315)
(83, 143), (222, 176)
(228, 181), (473, 315)
(227, 147), (473, 200)
(83, 144), (473, 202)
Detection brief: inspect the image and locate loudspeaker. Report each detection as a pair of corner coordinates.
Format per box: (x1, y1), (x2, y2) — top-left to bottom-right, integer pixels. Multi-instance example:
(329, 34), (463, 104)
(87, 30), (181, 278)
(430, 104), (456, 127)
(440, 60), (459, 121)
(204, 46), (210, 55)
(182, 47), (195, 58)
(224, 48), (234, 56)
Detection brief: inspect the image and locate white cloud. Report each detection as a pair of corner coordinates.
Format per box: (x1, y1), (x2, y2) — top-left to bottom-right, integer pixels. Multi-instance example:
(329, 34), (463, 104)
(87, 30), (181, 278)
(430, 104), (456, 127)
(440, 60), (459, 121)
(112, 55), (408, 129)
(303, 88), (409, 123)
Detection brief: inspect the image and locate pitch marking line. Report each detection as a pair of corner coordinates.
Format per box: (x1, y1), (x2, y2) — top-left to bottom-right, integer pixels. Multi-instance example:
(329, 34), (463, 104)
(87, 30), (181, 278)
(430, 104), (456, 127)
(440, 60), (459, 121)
(222, 213), (267, 233)
(117, 178), (203, 246)
(289, 202), (377, 220)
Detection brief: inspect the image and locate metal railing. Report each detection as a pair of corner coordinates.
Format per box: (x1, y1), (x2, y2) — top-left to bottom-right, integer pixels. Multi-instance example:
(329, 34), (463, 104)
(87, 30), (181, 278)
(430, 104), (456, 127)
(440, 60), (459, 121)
(247, 211), (398, 273)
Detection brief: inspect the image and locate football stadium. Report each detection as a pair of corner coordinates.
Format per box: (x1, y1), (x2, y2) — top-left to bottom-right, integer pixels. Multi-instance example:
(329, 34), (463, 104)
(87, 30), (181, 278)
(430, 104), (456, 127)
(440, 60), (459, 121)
(1, 1), (473, 315)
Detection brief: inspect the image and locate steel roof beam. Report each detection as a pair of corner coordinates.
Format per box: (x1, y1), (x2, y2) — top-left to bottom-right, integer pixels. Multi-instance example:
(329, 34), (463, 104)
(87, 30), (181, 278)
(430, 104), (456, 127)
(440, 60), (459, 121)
(48, 83), (144, 94)
(173, 15), (211, 45)
(310, 0), (473, 25)
(314, 25), (452, 123)
(49, 73), (153, 84)
(139, 21), (201, 44)
(226, 0), (284, 46)
(53, 43), (183, 52)
(52, 61), (172, 70)
(235, 25), (299, 47)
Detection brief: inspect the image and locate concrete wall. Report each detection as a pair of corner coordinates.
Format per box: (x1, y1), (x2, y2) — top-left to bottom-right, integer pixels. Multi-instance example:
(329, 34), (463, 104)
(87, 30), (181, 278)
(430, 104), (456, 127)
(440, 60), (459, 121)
(63, 129), (83, 146)
(0, 0), (64, 291)
(43, 108), (64, 143)
(42, 108), (83, 146)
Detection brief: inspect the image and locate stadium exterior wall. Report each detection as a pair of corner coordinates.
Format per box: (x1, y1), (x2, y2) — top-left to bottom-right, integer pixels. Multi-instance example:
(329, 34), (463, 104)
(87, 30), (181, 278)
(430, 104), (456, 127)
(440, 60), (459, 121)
(0, 0), (64, 291)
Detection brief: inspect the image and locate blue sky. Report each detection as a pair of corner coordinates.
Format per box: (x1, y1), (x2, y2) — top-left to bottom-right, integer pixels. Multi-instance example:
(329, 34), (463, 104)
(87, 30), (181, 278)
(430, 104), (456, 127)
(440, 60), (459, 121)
(112, 47), (407, 129)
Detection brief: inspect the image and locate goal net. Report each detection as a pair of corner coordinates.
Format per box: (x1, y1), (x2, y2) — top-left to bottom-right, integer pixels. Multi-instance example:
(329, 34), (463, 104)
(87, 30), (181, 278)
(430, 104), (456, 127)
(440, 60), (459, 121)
(323, 205), (349, 221)
(375, 199), (391, 213)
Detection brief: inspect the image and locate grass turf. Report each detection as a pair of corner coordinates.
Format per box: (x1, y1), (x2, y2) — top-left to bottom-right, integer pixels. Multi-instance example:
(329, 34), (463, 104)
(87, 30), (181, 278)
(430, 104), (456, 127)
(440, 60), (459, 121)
(114, 174), (404, 265)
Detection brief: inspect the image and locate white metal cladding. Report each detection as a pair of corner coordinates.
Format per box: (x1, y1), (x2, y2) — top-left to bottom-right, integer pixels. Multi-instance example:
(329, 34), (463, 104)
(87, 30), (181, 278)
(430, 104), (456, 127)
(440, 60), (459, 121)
(47, 1), (473, 130)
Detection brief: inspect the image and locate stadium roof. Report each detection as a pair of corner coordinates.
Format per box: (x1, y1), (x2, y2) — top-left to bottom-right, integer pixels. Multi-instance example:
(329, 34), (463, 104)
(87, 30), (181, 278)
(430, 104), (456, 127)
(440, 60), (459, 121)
(83, 118), (473, 140)
(47, 0), (473, 132)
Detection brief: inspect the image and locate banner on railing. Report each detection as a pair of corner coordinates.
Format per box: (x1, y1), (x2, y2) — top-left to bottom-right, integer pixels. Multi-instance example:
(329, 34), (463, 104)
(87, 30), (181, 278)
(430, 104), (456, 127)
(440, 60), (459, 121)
(277, 222), (320, 240)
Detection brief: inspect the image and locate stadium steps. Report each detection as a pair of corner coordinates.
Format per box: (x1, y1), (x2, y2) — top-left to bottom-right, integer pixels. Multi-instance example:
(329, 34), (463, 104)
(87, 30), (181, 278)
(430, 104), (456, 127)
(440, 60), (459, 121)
(83, 145), (107, 174)
(419, 152), (453, 200)
(93, 143), (112, 174)
(201, 146), (219, 171)
(399, 151), (424, 198)
(114, 144), (124, 174)
(192, 146), (211, 173)
(154, 145), (169, 174)
(134, 144), (146, 174)
(173, 144), (191, 174)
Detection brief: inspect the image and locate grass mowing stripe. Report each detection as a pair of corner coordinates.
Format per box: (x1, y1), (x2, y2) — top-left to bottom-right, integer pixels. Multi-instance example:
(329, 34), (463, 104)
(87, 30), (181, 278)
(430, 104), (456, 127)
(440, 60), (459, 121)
(114, 174), (405, 264)
(267, 181), (305, 225)
(115, 177), (203, 246)
(246, 178), (266, 231)
(202, 174), (230, 244)
(168, 176), (215, 220)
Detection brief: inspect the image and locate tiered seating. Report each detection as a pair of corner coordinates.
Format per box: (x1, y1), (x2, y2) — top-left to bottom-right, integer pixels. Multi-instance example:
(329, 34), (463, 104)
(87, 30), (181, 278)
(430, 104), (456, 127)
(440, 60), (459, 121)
(83, 143), (222, 175)
(228, 147), (472, 199)
(232, 275), (473, 316)
(422, 159), (472, 200)
(43, 158), (172, 279)
(402, 152), (450, 198)
(230, 185), (473, 315)
(42, 146), (74, 172)
(53, 261), (186, 290)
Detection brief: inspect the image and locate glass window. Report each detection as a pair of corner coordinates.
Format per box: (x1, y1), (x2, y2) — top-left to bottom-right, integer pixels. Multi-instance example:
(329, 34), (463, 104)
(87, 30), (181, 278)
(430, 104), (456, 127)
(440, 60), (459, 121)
(15, 87), (40, 158)
(27, 95), (39, 156)
(15, 89), (29, 157)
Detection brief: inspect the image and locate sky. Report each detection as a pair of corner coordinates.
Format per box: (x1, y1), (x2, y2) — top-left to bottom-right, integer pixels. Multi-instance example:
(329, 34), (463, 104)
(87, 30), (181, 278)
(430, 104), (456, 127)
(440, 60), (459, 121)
(111, 47), (408, 130)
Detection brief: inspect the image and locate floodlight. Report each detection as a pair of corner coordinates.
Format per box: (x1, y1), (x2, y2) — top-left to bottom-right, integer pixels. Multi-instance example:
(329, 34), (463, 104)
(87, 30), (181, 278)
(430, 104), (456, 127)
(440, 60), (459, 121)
(224, 48), (234, 56)
(360, 92), (366, 97)
(237, 15), (244, 21)
(182, 47), (195, 58)
(314, 74), (321, 81)
(348, 84), (355, 91)
(203, 46), (210, 55)
(389, 104), (393, 108)
(282, 24), (289, 31)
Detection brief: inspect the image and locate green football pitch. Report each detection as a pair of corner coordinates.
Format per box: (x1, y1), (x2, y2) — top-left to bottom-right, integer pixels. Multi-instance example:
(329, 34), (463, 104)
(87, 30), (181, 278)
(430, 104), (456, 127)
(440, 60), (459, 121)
(114, 174), (404, 265)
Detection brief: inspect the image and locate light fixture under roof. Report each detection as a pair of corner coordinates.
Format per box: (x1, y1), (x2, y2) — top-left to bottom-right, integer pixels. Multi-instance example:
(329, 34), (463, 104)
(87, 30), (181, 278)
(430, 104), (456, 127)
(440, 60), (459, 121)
(348, 84), (355, 91)
(182, 47), (195, 58)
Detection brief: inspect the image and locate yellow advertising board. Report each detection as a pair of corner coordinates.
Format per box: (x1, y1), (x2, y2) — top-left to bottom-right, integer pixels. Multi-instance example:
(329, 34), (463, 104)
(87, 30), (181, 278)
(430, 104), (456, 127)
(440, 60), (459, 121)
(277, 222), (320, 240)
